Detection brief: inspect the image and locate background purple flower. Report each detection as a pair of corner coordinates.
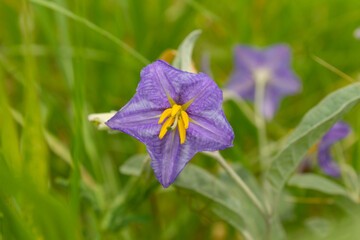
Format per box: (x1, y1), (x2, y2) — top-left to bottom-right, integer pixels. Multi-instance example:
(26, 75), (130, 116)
(354, 27), (360, 40)
(106, 60), (234, 188)
(318, 121), (351, 177)
(226, 44), (301, 120)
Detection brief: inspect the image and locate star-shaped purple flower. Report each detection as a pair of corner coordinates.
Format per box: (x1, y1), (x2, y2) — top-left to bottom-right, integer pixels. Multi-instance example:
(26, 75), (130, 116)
(226, 44), (301, 120)
(318, 121), (351, 177)
(106, 60), (234, 188)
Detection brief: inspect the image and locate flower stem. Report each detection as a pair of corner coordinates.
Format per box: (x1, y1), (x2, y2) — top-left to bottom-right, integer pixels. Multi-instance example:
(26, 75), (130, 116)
(223, 90), (256, 125)
(254, 77), (268, 170)
(204, 151), (266, 215)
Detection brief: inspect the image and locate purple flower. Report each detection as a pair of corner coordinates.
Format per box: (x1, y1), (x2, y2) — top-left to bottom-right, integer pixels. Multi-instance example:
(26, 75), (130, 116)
(106, 60), (234, 188)
(318, 121), (351, 177)
(354, 27), (360, 40)
(226, 44), (301, 120)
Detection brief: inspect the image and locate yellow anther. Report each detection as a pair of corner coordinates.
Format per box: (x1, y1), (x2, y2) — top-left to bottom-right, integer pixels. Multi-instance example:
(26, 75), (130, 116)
(178, 117), (186, 144)
(158, 104), (190, 143)
(180, 111), (189, 129)
(158, 108), (172, 124)
(159, 117), (175, 139)
(171, 104), (182, 117)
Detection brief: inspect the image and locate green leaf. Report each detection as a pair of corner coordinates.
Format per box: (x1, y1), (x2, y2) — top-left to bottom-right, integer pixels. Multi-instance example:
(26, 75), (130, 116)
(0, 197), (35, 240)
(101, 178), (158, 231)
(288, 174), (348, 197)
(265, 83), (360, 205)
(0, 70), (22, 176)
(0, 162), (79, 240)
(44, 131), (72, 165)
(119, 154), (148, 176)
(172, 29), (202, 72)
(119, 157), (269, 239)
(174, 164), (267, 240)
(20, 3), (48, 191)
(304, 217), (331, 238)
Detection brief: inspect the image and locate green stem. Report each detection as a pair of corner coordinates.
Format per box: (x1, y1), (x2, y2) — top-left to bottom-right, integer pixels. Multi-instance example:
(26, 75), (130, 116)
(204, 151), (266, 215)
(223, 90), (256, 125)
(254, 77), (268, 170)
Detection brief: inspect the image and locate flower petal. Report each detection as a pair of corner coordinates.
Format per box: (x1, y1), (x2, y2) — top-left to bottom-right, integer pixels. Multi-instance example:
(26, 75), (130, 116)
(317, 149), (341, 177)
(320, 122), (351, 146)
(271, 67), (301, 95)
(226, 69), (255, 100)
(262, 85), (281, 120)
(149, 115), (234, 188)
(226, 45), (261, 99)
(182, 72), (235, 150)
(264, 44), (291, 69)
(138, 61), (177, 107)
(148, 128), (197, 188)
(148, 60), (219, 106)
(187, 113), (234, 151)
(105, 93), (163, 144)
(317, 122), (351, 177)
(234, 45), (264, 69)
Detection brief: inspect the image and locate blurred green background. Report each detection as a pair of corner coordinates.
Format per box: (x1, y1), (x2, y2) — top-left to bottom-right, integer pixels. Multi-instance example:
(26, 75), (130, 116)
(0, 0), (360, 239)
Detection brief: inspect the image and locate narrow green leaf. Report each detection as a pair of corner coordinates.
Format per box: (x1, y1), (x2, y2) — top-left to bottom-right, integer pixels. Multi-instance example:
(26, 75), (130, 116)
(172, 29), (202, 72)
(29, 0), (150, 65)
(185, 0), (222, 23)
(44, 131), (72, 165)
(20, 0), (48, 191)
(0, 162), (79, 240)
(265, 83), (360, 205)
(0, 198), (35, 240)
(21, 87), (48, 192)
(0, 71), (22, 176)
(10, 108), (97, 190)
(288, 173), (348, 197)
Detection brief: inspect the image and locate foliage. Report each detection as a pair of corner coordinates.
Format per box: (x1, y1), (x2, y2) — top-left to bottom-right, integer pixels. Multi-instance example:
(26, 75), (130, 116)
(0, 0), (360, 239)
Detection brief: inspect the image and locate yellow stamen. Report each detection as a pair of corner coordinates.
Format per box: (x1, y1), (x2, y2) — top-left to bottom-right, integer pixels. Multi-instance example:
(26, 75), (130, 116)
(178, 118), (186, 144)
(158, 108), (172, 124)
(181, 111), (189, 129)
(159, 117), (175, 139)
(171, 104), (182, 117)
(158, 103), (191, 143)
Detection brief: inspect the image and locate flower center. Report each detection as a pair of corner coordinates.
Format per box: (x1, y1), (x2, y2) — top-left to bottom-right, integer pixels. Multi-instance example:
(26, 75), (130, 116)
(253, 68), (271, 86)
(158, 104), (189, 144)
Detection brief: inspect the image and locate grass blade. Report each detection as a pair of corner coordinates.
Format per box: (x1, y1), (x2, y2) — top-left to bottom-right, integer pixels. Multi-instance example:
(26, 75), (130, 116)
(0, 70), (22, 176)
(20, 0), (48, 191)
(29, 0), (150, 65)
